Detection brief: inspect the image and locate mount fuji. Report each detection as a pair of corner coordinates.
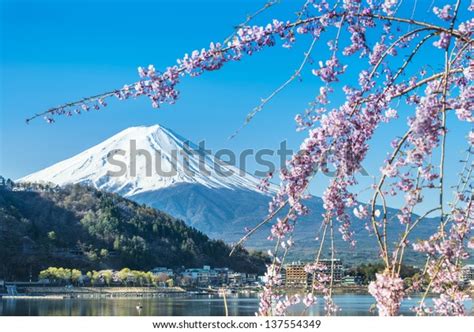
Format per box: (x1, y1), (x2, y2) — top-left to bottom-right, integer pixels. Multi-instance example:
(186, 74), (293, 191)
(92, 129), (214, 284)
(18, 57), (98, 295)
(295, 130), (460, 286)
(20, 124), (438, 264)
(20, 125), (273, 197)
(19, 125), (281, 236)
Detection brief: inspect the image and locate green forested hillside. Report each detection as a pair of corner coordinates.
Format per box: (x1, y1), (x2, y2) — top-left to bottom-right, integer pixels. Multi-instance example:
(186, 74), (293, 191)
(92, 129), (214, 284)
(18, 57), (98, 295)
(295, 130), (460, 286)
(0, 182), (267, 280)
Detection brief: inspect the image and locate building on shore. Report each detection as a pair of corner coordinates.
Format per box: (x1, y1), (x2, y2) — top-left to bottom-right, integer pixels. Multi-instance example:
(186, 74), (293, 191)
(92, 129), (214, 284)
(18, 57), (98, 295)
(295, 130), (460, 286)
(177, 266), (259, 287)
(150, 267), (174, 278)
(283, 259), (344, 288)
(319, 259), (343, 282)
(213, 268), (230, 285)
(280, 267), (286, 285)
(341, 275), (363, 286)
(227, 272), (244, 286)
(246, 273), (257, 284)
(180, 266), (217, 286)
(284, 262), (311, 288)
(462, 264), (474, 286)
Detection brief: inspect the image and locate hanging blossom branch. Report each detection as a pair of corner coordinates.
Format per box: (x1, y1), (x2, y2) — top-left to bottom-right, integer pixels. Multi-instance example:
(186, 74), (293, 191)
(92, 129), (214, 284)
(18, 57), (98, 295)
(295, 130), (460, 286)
(229, 1), (342, 138)
(413, 147), (473, 315)
(363, 1), (473, 316)
(27, 0), (473, 317)
(241, 0), (472, 317)
(229, 36), (319, 139)
(25, 15), (319, 124)
(223, 0), (281, 45)
(26, 5), (469, 124)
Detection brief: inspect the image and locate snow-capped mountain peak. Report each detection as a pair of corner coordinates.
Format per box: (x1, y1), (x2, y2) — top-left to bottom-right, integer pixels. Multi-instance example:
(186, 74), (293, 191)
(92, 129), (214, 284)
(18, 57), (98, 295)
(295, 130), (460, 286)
(19, 124), (275, 196)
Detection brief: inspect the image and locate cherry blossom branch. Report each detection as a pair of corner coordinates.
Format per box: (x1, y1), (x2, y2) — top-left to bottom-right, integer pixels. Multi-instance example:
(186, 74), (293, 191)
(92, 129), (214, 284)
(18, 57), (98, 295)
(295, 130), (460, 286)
(395, 206), (441, 264)
(388, 68), (464, 99)
(417, 198), (473, 314)
(363, 13), (469, 41)
(368, 27), (431, 79)
(327, 220), (336, 312)
(442, 151), (473, 226)
(25, 11), (469, 124)
(395, 206), (443, 273)
(417, 258), (444, 312)
(231, 12), (347, 138)
(26, 15), (324, 123)
(223, 0), (280, 45)
(229, 36), (318, 139)
(394, 170), (422, 274)
(229, 201), (288, 256)
(438, 0), (461, 228)
(299, 221), (329, 315)
(367, 28), (442, 260)
(371, 131), (410, 265)
(230, 167), (317, 256)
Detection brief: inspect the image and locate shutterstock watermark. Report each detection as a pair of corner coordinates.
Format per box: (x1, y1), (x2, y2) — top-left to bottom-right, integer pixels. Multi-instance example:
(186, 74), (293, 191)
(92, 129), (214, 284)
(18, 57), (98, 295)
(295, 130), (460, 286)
(106, 139), (368, 178)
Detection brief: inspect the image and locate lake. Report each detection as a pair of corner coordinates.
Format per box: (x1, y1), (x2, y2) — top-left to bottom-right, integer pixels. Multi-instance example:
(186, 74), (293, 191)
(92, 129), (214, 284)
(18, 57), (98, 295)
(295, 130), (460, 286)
(0, 294), (472, 316)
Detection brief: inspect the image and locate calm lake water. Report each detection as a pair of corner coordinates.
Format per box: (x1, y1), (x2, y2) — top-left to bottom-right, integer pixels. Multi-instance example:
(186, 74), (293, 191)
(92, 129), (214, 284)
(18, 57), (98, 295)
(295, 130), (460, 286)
(0, 294), (472, 316)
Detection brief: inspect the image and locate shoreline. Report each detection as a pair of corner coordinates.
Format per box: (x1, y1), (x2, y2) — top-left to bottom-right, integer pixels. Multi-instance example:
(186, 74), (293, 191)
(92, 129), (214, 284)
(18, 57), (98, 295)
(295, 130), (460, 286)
(2, 285), (472, 300)
(283, 286), (369, 295)
(1, 286), (187, 299)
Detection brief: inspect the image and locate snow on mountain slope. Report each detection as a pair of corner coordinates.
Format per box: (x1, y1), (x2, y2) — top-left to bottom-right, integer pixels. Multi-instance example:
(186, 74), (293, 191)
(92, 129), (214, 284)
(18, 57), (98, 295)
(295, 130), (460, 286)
(17, 125), (442, 265)
(19, 124), (277, 197)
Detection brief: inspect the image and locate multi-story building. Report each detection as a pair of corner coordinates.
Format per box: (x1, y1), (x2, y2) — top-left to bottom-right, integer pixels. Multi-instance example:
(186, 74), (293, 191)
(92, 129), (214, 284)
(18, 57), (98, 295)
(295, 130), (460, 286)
(177, 266), (265, 287)
(341, 275), (363, 286)
(181, 267), (209, 286)
(245, 273), (258, 284)
(319, 259), (344, 282)
(213, 267), (231, 285)
(228, 272), (245, 286)
(150, 267), (174, 278)
(280, 266), (286, 285)
(284, 259), (344, 288)
(181, 266), (222, 286)
(462, 264), (474, 286)
(284, 261), (311, 288)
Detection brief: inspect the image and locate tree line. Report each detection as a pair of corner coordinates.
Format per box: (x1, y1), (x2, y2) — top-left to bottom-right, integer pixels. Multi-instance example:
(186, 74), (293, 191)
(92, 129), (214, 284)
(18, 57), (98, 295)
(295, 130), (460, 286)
(38, 267), (173, 287)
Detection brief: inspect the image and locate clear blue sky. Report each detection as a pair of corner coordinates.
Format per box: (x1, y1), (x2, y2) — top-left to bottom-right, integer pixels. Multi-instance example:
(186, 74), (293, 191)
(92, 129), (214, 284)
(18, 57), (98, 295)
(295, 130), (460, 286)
(0, 0), (471, 210)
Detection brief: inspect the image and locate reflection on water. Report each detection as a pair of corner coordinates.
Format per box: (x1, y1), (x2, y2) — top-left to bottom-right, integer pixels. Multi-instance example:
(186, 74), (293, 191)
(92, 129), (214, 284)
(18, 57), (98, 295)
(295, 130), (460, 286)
(0, 294), (472, 316)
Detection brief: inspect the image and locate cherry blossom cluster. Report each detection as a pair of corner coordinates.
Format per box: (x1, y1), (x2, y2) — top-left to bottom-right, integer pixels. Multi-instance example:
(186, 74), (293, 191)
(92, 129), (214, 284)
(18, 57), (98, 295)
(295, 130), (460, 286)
(274, 294), (302, 316)
(412, 202), (473, 315)
(433, 5), (453, 21)
(305, 262), (340, 315)
(257, 172), (273, 193)
(258, 264), (284, 316)
(368, 272), (405, 316)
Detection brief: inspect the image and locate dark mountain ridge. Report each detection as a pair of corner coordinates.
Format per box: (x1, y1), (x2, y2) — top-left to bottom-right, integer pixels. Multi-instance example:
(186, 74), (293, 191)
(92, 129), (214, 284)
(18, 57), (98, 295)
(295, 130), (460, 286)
(0, 181), (267, 280)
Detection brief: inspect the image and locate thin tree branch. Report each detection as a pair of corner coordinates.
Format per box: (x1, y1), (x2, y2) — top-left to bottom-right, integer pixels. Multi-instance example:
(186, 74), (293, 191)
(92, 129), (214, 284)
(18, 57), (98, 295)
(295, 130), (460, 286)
(26, 12), (470, 123)
(229, 36), (319, 139)
(223, 0), (280, 45)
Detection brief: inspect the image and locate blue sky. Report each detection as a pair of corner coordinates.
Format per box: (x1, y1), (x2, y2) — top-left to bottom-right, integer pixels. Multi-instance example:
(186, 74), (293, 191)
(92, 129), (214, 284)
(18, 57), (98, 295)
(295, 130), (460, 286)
(0, 0), (471, 210)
